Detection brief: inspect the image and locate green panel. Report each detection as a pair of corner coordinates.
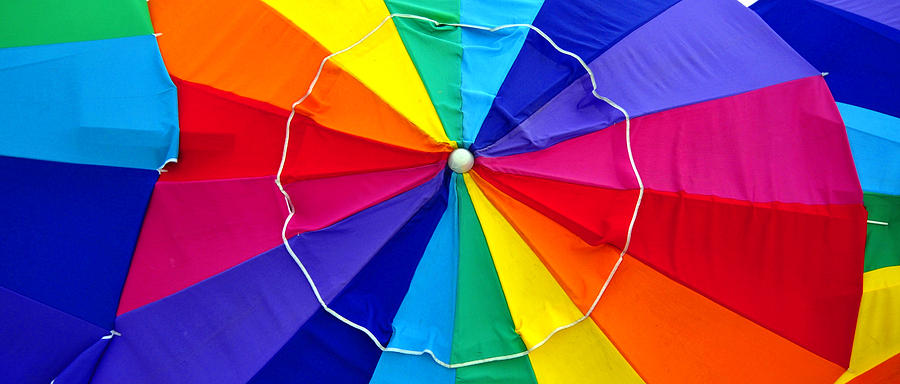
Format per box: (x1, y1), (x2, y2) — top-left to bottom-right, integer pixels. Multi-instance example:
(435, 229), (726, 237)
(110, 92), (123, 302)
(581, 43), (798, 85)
(383, 0), (463, 142)
(453, 175), (537, 383)
(864, 192), (900, 272)
(455, 357), (539, 384)
(0, 0), (153, 48)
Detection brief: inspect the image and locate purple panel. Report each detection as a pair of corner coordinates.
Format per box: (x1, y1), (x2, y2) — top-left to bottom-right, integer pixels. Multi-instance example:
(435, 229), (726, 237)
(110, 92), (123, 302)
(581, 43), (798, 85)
(0, 287), (106, 384)
(478, 0), (819, 157)
(53, 336), (112, 384)
(815, 0), (900, 30)
(90, 173), (443, 384)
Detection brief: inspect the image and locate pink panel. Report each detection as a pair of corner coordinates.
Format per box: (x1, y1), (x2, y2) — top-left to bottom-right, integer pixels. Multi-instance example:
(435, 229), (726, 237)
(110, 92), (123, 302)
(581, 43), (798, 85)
(479, 76), (862, 205)
(118, 176), (287, 314)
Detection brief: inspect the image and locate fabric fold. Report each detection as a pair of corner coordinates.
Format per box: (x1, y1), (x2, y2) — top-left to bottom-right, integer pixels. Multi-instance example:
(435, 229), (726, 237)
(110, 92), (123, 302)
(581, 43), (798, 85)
(471, 0), (679, 151)
(478, 0), (819, 157)
(459, 0), (544, 145)
(478, 76), (860, 206)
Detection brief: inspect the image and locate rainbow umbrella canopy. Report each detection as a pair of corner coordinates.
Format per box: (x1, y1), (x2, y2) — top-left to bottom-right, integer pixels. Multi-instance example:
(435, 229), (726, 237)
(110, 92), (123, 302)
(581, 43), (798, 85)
(0, 0), (877, 383)
(753, 1), (900, 382)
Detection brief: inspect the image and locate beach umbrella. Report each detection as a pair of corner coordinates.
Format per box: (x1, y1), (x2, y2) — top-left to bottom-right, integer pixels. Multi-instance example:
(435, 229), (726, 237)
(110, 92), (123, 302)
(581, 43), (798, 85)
(0, 1), (177, 383)
(753, 1), (900, 382)
(1, 0), (871, 383)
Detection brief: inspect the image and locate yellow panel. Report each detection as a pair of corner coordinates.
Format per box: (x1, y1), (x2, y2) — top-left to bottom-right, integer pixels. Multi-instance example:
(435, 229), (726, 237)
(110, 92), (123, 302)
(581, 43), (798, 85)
(463, 174), (643, 383)
(835, 266), (900, 384)
(528, 319), (645, 383)
(262, 0), (449, 144)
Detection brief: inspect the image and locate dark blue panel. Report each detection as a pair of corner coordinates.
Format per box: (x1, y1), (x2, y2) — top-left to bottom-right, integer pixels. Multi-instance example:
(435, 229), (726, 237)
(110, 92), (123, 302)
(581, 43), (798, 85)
(471, 0), (679, 151)
(248, 171), (451, 384)
(247, 308), (381, 384)
(753, 0), (900, 118)
(0, 287), (106, 384)
(0, 156), (157, 328)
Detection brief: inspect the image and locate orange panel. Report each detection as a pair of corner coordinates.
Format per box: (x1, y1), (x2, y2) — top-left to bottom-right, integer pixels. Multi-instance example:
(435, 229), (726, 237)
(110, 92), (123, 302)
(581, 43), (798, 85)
(148, 0), (450, 153)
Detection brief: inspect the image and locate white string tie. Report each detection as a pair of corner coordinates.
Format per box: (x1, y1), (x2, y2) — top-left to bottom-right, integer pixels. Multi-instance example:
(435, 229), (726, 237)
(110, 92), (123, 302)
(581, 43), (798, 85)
(102, 330), (122, 340)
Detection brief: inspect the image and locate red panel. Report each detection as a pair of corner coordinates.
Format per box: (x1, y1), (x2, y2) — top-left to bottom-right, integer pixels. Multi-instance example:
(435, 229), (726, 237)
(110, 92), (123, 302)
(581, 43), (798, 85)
(475, 165), (867, 367)
(280, 116), (448, 184)
(162, 78), (447, 182)
(474, 167), (637, 246)
(160, 78), (288, 181)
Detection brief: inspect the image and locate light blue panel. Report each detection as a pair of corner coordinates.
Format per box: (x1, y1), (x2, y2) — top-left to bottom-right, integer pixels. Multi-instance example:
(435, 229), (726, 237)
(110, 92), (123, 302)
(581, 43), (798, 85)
(370, 352), (455, 384)
(0, 35), (178, 170)
(369, 175), (459, 383)
(839, 102), (900, 195)
(460, 0), (545, 146)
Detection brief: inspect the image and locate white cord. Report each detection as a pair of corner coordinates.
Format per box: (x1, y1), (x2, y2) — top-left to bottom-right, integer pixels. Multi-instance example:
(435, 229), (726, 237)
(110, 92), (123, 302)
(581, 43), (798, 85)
(867, 219), (888, 226)
(275, 13), (644, 369)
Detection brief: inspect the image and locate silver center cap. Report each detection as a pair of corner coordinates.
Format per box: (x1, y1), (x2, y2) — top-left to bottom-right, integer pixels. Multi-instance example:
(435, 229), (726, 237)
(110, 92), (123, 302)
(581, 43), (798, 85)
(448, 148), (474, 174)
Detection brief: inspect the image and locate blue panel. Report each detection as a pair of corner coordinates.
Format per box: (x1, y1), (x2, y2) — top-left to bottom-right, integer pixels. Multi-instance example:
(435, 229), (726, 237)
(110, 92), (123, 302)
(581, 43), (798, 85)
(248, 172), (451, 384)
(371, 353), (455, 384)
(753, 0), (900, 119)
(0, 156), (156, 329)
(0, 287), (106, 384)
(470, 0), (679, 151)
(370, 175), (459, 383)
(459, 0), (544, 146)
(0, 35), (178, 169)
(840, 103), (900, 195)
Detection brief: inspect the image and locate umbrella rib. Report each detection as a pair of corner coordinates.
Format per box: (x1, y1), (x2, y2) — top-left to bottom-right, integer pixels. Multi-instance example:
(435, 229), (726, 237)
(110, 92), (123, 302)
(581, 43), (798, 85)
(274, 13), (644, 369)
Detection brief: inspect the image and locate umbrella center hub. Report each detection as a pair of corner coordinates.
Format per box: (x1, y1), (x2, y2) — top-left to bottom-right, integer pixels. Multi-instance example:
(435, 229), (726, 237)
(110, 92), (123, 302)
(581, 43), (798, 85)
(448, 148), (474, 174)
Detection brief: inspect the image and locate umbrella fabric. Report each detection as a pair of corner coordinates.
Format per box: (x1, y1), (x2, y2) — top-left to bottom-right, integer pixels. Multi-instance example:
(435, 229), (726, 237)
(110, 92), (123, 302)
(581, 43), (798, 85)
(754, 1), (900, 382)
(1, 0), (872, 383)
(0, 1), (177, 383)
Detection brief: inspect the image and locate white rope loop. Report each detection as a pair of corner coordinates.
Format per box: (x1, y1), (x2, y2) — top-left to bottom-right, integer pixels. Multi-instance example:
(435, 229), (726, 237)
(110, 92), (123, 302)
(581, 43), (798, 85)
(276, 14), (644, 369)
